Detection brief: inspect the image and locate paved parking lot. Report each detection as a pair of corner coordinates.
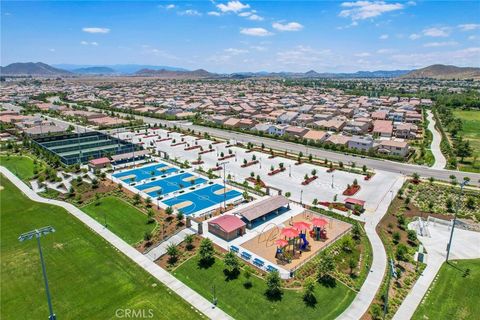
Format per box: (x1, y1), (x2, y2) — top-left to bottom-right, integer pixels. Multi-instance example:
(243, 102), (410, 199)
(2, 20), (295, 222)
(119, 128), (401, 213)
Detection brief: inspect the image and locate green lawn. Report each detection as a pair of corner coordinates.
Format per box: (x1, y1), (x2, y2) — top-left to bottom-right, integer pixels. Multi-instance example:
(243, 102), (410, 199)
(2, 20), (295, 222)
(82, 196), (156, 245)
(453, 110), (480, 172)
(173, 255), (355, 320)
(0, 175), (202, 320)
(453, 110), (480, 153)
(413, 259), (480, 320)
(0, 155), (36, 181)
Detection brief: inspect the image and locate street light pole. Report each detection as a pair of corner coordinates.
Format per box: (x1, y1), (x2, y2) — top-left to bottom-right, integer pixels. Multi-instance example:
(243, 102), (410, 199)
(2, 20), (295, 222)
(383, 258), (397, 320)
(331, 174), (334, 188)
(219, 161), (228, 212)
(300, 190), (303, 205)
(18, 226), (56, 320)
(446, 180), (468, 262)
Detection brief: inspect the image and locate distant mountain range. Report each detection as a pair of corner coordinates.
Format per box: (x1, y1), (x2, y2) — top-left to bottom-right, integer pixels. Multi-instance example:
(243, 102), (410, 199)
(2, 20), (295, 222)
(0, 62), (72, 76)
(401, 64), (480, 80)
(2, 62), (479, 80)
(53, 64), (188, 74)
(134, 68), (214, 79)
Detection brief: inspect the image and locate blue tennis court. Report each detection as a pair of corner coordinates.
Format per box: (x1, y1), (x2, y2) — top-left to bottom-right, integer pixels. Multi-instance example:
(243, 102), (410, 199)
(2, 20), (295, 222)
(163, 184), (242, 215)
(136, 172), (207, 197)
(112, 163), (178, 182)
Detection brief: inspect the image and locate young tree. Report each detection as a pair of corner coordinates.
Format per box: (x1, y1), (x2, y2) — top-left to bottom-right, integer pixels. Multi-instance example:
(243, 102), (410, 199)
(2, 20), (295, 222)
(133, 193), (141, 205)
(349, 258), (357, 275)
(166, 243), (179, 264)
(243, 265), (253, 288)
(145, 196), (152, 207)
(407, 230), (417, 243)
(302, 277), (316, 306)
(265, 270), (282, 300)
(412, 172), (420, 183)
(311, 169), (317, 176)
(147, 209), (155, 224)
(198, 238), (215, 267)
(165, 206), (174, 216)
(184, 234), (194, 251)
(176, 211), (184, 222)
(224, 251), (240, 277)
(316, 252), (335, 284)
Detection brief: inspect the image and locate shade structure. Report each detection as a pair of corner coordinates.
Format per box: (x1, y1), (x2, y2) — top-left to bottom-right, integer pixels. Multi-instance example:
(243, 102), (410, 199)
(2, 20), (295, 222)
(293, 221), (311, 232)
(281, 226), (300, 239)
(275, 239), (289, 247)
(312, 217), (328, 228)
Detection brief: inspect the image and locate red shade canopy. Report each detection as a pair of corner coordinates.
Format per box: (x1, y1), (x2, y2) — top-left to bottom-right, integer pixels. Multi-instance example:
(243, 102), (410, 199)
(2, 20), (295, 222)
(312, 217), (328, 227)
(281, 227), (300, 238)
(275, 239), (289, 247)
(293, 221), (311, 231)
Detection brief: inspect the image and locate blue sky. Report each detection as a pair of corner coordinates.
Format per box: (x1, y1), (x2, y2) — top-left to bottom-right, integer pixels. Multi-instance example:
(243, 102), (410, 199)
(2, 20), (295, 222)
(1, 1), (480, 72)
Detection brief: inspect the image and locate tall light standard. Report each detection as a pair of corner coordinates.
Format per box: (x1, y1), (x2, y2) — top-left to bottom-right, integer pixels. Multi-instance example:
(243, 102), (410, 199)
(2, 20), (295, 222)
(289, 164), (292, 177)
(18, 226), (57, 320)
(300, 190), (303, 205)
(331, 174), (334, 189)
(219, 161), (228, 212)
(446, 179), (469, 262)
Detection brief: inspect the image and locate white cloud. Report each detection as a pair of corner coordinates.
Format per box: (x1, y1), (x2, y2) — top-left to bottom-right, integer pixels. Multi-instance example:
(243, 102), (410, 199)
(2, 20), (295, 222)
(423, 27), (450, 37)
(276, 45), (332, 67)
(379, 34), (389, 40)
(250, 45), (267, 51)
(80, 41), (98, 46)
(458, 24), (480, 31)
(248, 14), (263, 21)
(82, 27), (110, 34)
(240, 27), (273, 37)
(409, 33), (421, 40)
(423, 41), (458, 47)
(339, 1), (404, 21)
(238, 11), (251, 17)
(376, 48), (394, 54)
(166, 4), (175, 10)
(179, 9), (202, 16)
(49, 48), (56, 52)
(355, 52), (371, 57)
(217, 1), (250, 13)
(468, 35), (477, 41)
(224, 48), (249, 55)
(272, 22), (304, 32)
(208, 11), (221, 16)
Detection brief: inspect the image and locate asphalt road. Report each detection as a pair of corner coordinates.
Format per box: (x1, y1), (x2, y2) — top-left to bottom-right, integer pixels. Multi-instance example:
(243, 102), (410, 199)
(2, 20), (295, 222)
(95, 109), (480, 185)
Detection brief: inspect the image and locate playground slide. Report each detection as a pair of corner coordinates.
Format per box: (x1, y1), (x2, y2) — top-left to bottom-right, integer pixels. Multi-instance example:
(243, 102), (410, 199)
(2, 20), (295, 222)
(299, 233), (309, 250)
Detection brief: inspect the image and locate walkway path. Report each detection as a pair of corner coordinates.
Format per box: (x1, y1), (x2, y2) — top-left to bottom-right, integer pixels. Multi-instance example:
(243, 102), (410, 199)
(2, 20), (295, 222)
(144, 228), (195, 261)
(337, 176), (405, 320)
(0, 167), (232, 320)
(426, 110), (447, 170)
(392, 220), (480, 320)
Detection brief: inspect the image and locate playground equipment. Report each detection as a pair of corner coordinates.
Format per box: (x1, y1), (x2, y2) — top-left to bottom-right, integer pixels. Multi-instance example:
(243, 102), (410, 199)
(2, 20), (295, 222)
(299, 233), (309, 250)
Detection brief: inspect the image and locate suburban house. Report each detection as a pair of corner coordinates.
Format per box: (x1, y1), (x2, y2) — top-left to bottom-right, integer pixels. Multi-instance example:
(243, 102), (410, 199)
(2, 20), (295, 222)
(376, 140), (409, 157)
(373, 120), (393, 137)
(347, 135), (374, 152)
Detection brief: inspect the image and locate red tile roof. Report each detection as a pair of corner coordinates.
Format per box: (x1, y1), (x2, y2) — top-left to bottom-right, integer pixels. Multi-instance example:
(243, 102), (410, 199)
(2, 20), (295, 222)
(208, 215), (246, 233)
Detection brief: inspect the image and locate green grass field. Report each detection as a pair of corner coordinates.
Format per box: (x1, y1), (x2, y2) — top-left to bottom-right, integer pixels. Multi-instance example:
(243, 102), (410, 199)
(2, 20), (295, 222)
(0, 175), (202, 320)
(0, 155), (36, 181)
(173, 255), (355, 320)
(454, 110), (480, 153)
(82, 196), (156, 245)
(413, 259), (480, 320)
(453, 110), (480, 172)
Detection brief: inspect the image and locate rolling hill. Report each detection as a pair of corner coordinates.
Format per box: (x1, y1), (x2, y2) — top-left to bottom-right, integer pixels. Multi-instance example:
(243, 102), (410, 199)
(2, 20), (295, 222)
(0, 62), (72, 76)
(402, 64), (480, 80)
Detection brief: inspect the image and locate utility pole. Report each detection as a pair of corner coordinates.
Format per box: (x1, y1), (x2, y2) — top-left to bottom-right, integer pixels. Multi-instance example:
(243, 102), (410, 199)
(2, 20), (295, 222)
(446, 179), (468, 262)
(18, 226), (57, 320)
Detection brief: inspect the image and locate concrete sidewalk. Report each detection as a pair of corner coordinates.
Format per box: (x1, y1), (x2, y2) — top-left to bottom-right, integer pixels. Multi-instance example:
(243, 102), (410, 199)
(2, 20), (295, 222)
(1, 166), (232, 320)
(144, 228), (196, 261)
(426, 110), (447, 170)
(337, 176), (405, 320)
